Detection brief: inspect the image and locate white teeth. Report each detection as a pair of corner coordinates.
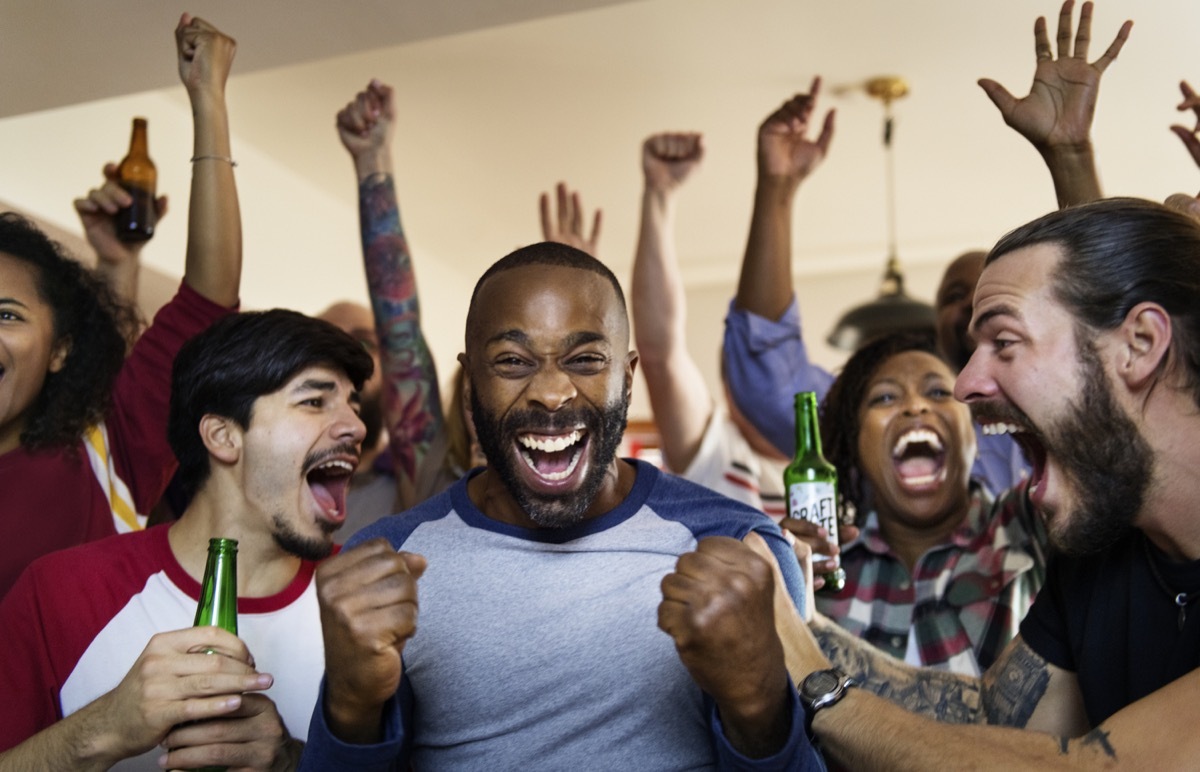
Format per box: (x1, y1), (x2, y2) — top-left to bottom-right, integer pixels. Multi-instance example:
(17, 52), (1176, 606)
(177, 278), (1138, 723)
(893, 428), (943, 457)
(899, 468), (948, 486)
(518, 429), (582, 453)
(981, 423), (1022, 436)
(521, 445), (582, 481)
(315, 459), (355, 473)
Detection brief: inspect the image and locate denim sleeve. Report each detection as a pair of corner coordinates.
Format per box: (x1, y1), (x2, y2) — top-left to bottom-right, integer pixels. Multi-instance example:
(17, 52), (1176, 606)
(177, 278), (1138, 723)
(723, 297), (835, 457)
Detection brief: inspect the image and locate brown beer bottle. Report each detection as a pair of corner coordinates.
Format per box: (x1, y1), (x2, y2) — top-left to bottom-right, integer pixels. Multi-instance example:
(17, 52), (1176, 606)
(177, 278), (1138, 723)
(115, 118), (157, 242)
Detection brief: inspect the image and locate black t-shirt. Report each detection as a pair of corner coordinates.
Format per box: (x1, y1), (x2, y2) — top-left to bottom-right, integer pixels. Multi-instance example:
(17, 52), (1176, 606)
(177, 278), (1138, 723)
(1019, 529), (1200, 726)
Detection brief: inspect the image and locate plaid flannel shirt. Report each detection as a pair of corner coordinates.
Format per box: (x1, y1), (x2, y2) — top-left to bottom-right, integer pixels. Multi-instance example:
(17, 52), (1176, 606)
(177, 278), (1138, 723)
(815, 482), (1049, 675)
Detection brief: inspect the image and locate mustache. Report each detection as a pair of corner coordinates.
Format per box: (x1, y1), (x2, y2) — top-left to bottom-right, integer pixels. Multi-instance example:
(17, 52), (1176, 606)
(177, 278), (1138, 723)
(502, 406), (597, 435)
(969, 399), (1035, 430)
(302, 442), (361, 471)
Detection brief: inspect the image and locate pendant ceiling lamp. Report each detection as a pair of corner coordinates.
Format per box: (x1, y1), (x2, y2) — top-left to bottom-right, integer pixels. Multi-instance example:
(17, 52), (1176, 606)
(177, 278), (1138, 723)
(826, 76), (936, 351)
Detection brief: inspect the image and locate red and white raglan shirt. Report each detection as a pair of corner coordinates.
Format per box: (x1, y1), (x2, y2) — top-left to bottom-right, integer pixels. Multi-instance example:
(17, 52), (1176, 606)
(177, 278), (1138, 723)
(0, 525), (325, 765)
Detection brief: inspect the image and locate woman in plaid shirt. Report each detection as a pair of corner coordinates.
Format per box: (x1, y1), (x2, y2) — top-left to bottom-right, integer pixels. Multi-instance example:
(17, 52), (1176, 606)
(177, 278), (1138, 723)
(807, 332), (1048, 676)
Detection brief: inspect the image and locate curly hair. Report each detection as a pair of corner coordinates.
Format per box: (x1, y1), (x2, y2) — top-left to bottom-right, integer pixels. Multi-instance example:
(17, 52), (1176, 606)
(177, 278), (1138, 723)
(1, 212), (139, 450)
(820, 330), (942, 520)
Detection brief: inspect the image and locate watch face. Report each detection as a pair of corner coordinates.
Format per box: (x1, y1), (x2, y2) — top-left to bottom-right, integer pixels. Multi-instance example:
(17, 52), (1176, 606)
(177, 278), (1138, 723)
(804, 670), (840, 697)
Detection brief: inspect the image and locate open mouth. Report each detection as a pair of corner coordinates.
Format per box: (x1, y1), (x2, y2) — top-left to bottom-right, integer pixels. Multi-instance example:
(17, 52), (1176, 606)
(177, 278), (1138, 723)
(978, 418), (1048, 504)
(305, 457), (356, 523)
(892, 428), (947, 490)
(516, 428), (587, 489)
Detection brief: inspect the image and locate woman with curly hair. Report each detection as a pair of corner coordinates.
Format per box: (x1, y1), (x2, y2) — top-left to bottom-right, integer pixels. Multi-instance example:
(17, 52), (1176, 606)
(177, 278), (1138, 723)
(806, 331), (1048, 675)
(0, 12), (242, 597)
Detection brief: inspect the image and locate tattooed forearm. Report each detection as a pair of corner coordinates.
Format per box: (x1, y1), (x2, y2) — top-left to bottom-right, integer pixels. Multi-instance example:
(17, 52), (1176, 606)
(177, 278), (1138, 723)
(810, 617), (983, 723)
(980, 640), (1050, 727)
(1077, 728), (1116, 759)
(359, 174), (445, 485)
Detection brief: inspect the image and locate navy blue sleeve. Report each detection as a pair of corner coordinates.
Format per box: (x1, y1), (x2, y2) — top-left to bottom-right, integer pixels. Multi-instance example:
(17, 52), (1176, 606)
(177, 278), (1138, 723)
(755, 523), (809, 620)
(709, 680), (827, 771)
(300, 675), (412, 771)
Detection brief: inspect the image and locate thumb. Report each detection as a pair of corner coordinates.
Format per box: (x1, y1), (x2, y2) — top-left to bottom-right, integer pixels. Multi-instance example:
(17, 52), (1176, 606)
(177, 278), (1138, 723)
(400, 551), (428, 580)
(978, 78), (1017, 116)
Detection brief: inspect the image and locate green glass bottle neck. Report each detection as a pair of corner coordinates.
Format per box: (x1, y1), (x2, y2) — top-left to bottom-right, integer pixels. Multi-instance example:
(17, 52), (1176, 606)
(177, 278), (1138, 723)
(194, 538), (238, 635)
(793, 393), (827, 463)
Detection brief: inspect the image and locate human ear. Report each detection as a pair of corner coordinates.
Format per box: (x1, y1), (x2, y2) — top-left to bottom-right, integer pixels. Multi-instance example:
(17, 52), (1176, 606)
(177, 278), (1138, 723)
(1117, 302), (1172, 391)
(624, 351), (639, 401)
(199, 414), (241, 466)
(48, 337), (71, 374)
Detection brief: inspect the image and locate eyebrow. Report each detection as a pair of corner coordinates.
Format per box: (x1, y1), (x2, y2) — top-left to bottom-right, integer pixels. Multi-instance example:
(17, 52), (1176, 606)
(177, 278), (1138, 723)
(292, 378), (338, 395)
(971, 303), (1021, 336)
(0, 297), (29, 308)
(485, 329), (609, 349)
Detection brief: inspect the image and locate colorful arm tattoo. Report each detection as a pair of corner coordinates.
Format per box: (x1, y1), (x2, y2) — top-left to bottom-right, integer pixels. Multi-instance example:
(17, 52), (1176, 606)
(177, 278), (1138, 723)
(359, 172), (444, 487)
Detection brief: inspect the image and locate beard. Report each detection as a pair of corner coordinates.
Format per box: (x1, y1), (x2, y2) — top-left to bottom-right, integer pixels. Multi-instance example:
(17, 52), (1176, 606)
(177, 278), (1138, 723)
(471, 388), (629, 528)
(975, 334), (1153, 555)
(272, 513), (337, 561)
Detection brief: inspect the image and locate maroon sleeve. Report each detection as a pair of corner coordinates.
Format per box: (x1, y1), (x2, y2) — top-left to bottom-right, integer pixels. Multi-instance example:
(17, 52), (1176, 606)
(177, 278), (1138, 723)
(104, 282), (235, 514)
(0, 564), (66, 749)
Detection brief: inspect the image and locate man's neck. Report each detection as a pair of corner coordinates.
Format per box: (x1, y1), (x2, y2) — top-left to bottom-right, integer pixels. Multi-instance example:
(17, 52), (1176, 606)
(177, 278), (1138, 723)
(169, 492), (303, 598)
(1135, 392), (1200, 561)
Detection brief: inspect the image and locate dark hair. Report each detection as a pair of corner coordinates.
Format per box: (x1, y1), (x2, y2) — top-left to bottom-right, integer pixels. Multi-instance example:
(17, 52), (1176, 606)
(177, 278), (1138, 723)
(167, 309), (374, 498)
(465, 241), (627, 347)
(989, 197), (1200, 408)
(0, 212), (139, 450)
(821, 331), (942, 517)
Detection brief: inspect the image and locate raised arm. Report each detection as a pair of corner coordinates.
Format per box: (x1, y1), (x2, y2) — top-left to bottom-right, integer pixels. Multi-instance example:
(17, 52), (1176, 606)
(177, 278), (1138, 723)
(336, 79), (444, 509)
(734, 78), (834, 320)
(1164, 81), (1200, 219)
(73, 163), (169, 308)
(723, 82), (836, 457)
(540, 181), (602, 256)
(630, 133), (712, 473)
(174, 14), (240, 307)
(978, 0), (1132, 208)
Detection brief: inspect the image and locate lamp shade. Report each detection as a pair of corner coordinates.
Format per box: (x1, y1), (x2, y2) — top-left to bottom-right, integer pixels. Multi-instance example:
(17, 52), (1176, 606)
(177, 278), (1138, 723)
(826, 288), (935, 351)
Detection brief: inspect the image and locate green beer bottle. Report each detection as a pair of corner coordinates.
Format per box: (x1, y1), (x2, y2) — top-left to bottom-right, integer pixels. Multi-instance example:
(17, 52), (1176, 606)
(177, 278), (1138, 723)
(783, 392), (846, 593)
(191, 537), (238, 772)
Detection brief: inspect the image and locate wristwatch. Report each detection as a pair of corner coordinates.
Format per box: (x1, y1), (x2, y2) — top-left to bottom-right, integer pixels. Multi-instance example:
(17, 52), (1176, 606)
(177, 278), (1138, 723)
(799, 668), (856, 737)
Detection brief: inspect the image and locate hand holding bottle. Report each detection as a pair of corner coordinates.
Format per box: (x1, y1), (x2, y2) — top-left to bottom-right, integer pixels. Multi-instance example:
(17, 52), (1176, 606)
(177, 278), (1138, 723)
(158, 692), (300, 771)
(84, 626), (270, 765)
(74, 161), (169, 303)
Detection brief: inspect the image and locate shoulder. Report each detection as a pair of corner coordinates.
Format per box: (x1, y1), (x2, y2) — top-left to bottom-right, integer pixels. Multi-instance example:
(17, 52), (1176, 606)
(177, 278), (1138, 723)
(347, 481), (459, 549)
(646, 464), (779, 539)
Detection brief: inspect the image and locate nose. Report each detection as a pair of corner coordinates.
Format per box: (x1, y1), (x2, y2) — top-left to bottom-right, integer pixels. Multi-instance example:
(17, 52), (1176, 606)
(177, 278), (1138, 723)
(528, 365), (576, 412)
(335, 402), (367, 445)
(953, 348), (996, 405)
(901, 391), (932, 416)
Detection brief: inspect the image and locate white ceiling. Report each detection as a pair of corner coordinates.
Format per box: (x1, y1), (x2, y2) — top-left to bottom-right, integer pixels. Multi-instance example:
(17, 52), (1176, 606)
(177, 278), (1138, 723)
(3, 0), (1198, 415)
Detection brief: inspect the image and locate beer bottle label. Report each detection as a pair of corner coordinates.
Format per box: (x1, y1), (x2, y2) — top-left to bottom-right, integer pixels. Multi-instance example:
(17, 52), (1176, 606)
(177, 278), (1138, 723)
(788, 481), (838, 561)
